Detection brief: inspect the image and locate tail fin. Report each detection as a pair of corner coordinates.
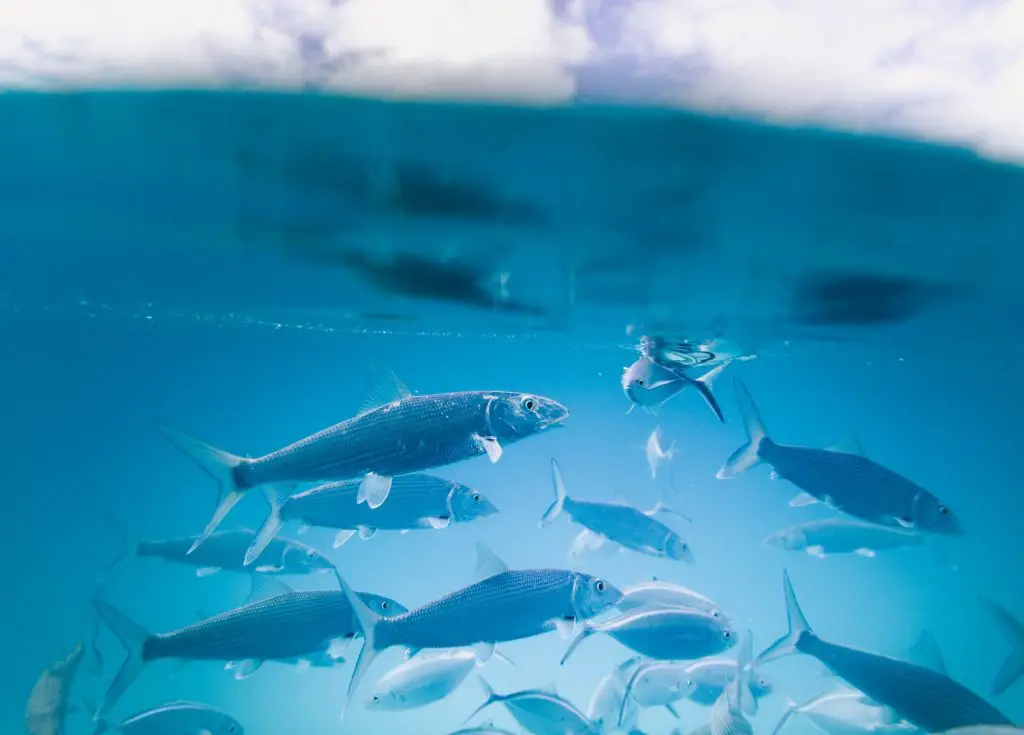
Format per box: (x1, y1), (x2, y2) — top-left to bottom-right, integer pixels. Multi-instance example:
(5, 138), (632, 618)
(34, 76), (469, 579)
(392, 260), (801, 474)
(692, 360), (730, 424)
(771, 698), (800, 735)
(980, 597), (1024, 697)
(91, 719), (112, 735)
(332, 568), (385, 719)
(756, 571), (812, 667)
(157, 425), (247, 553)
(98, 511), (135, 584)
(540, 459), (569, 528)
(464, 676), (502, 724)
(618, 661), (651, 727)
(245, 486), (289, 566)
(92, 600), (152, 716)
(716, 378), (769, 479)
(731, 629), (756, 716)
(559, 623), (595, 666)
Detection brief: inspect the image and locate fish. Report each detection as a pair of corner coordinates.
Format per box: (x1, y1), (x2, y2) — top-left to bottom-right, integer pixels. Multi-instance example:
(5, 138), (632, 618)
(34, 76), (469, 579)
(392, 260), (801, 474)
(541, 459), (693, 563)
(332, 543), (622, 715)
(467, 678), (600, 735)
(365, 647), (510, 711)
(709, 631), (756, 735)
(588, 657), (644, 732)
(25, 644), (87, 735)
(617, 580), (727, 620)
(445, 725), (520, 735)
(683, 658), (774, 708)
(763, 519), (925, 559)
(757, 570), (1013, 731)
(979, 598), (1024, 697)
(717, 378), (963, 536)
(568, 528), (620, 561)
(646, 427), (676, 479)
(771, 688), (916, 735)
(158, 368), (568, 554)
(621, 356), (729, 422)
(92, 701), (243, 735)
(937, 729), (1024, 735)
(247, 473), (498, 561)
(562, 606), (736, 664)
(91, 575), (406, 716)
(619, 659), (691, 714)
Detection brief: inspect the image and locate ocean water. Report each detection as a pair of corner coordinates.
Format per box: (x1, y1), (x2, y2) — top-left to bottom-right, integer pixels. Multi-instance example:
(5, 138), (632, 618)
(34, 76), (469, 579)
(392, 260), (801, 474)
(4, 90), (1024, 735)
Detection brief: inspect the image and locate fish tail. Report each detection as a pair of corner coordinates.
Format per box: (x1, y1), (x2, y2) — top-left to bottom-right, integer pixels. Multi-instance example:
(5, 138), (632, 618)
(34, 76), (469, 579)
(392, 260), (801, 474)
(618, 661), (649, 727)
(716, 378), (769, 479)
(245, 485), (289, 566)
(332, 567), (385, 720)
(539, 458), (569, 527)
(558, 623), (594, 666)
(91, 717), (112, 735)
(731, 629), (757, 716)
(156, 425), (248, 553)
(98, 510), (135, 584)
(770, 698), (800, 735)
(693, 360), (730, 423)
(91, 599), (152, 717)
(756, 571), (813, 667)
(463, 676), (501, 724)
(979, 597), (1024, 697)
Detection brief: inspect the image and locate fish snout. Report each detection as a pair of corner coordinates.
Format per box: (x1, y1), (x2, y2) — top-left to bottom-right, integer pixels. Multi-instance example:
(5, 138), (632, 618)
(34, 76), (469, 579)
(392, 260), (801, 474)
(537, 396), (570, 428)
(666, 536), (695, 564)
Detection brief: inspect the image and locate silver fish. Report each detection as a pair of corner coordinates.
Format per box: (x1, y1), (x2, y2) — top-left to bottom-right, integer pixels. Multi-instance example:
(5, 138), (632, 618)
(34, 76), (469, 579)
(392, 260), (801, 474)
(159, 369), (568, 552)
(710, 631), (756, 735)
(622, 356), (728, 422)
(247, 473), (498, 562)
(771, 688), (915, 735)
(683, 657), (774, 708)
(92, 575), (406, 716)
(468, 678), (600, 735)
(562, 606), (735, 664)
(764, 519), (925, 559)
(758, 571), (1012, 731)
(717, 378), (963, 536)
(366, 647), (506, 711)
(541, 459), (693, 562)
(333, 544), (621, 715)
(938, 729), (1024, 735)
(25, 644), (86, 735)
(446, 726), (520, 735)
(589, 657), (644, 732)
(93, 701), (242, 735)
(617, 580), (727, 620)
(979, 599), (1024, 698)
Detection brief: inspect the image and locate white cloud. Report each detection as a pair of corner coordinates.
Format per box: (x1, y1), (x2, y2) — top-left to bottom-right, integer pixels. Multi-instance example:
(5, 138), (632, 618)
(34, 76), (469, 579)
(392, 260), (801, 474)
(0, 0), (1022, 160)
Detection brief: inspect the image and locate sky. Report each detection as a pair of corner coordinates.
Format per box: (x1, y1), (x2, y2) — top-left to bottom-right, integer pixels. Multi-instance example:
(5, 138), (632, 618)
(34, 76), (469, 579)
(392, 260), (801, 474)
(0, 0), (1023, 162)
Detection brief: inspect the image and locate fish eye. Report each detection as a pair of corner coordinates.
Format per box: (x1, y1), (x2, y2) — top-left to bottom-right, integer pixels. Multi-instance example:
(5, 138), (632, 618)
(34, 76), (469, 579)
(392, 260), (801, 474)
(636, 378), (645, 386)
(723, 630), (733, 640)
(228, 726), (237, 733)
(938, 505), (949, 515)
(472, 493), (481, 502)
(595, 579), (606, 592)
(380, 600), (389, 610)
(711, 610), (721, 618)
(371, 695), (380, 703)
(523, 396), (537, 411)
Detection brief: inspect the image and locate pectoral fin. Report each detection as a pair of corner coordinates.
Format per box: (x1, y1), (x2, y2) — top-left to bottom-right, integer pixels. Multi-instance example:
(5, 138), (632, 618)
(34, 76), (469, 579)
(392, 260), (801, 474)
(475, 434), (503, 463)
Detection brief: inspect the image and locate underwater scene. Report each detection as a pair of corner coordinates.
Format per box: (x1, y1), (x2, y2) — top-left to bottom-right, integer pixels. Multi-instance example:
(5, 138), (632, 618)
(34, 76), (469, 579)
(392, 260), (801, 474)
(4, 87), (1024, 735)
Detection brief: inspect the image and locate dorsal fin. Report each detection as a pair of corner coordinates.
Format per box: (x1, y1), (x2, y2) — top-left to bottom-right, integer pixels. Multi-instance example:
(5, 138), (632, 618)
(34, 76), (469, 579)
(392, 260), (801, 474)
(472, 543), (509, 583)
(245, 575), (293, 605)
(357, 366), (412, 415)
(907, 629), (946, 675)
(827, 434), (866, 457)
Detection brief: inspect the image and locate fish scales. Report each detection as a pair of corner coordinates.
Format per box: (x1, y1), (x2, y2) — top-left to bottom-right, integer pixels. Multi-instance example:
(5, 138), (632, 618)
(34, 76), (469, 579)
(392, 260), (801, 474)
(569, 500), (672, 550)
(238, 393), (494, 488)
(285, 475), (454, 528)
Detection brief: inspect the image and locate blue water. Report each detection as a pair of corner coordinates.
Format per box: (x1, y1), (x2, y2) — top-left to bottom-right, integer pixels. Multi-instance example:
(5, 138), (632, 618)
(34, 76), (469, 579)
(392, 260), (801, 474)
(4, 91), (1024, 735)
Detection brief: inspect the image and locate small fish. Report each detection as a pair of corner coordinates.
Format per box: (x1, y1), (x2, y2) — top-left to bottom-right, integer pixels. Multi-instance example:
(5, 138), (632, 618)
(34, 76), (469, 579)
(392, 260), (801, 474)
(771, 688), (914, 735)
(365, 647), (509, 711)
(757, 571), (1012, 731)
(468, 678), (600, 735)
(709, 631), (756, 735)
(333, 544), (621, 716)
(247, 473), (498, 561)
(562, 606), (735, 664)
(541, 459), (693, 563)
(445, 725), (520, 735)
(93, 701), (243, 735)
(159, 368), (568, 554)
(588, 657), (644, 732)
(617, 580), (727, 620)
(718, 378), (963, 536)
(25, 644), (86, 735)
(763, 519), (925, 559)
(979, 598), (1024, 698)
(92, 575), (406, 716)
(682, 658), (774, 709)
(646, 427), (676, 479)
(622, 357), (729, 422)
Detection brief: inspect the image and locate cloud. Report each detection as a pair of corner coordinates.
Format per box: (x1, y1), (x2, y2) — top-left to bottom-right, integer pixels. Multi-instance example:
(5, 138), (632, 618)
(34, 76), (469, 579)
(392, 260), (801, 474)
(0, 0), (1022, 160)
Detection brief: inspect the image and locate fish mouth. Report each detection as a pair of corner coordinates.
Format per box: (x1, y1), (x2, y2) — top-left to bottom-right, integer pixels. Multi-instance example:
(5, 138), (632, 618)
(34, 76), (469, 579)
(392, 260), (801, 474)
(540, 402), (570, 428)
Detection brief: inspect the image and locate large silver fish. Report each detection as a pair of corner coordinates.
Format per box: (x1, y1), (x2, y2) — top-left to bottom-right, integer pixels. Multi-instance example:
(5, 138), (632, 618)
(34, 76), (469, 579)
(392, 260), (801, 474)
(617, 580), (727, 620)
(246, 473), (498, 563)
(621, 356), (728, 422)
(541, 459), (693, 562)
(159, 369), (568, 552)
(333, 544), (622, 715)
(771, 688), (916, 735)
(92, 575), (406, 716)
(717, 378), (963, 536)
(763, 519), (925, 559)
(757, 571), (1013, 731)
(93, 701), (243, 735)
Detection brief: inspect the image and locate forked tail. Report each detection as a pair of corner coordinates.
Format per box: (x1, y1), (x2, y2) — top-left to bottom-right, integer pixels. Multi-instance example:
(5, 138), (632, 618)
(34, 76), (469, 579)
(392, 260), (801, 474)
(91, 599), (152, 717)
(540, 458), (569, 527)
(756, 570), (814, 667)
(716, 378), (770, 479)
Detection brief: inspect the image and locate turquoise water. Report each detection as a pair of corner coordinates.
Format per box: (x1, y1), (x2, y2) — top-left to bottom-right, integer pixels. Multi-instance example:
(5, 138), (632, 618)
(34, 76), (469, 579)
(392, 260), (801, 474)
(5, 91), (1024, 735)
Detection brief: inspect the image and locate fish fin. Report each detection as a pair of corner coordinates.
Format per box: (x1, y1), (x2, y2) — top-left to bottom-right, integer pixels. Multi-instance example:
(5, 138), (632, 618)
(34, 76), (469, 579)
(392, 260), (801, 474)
(756, 570), (813, 666)
(693, 360), (730, 423)
(491, 648), (516, 667)
(420, 516), (450, 530)
(327, 637), (352, 661)
(232, 659), (263, 680)
(91, 600), (152, 717)
(464, 676), (501, 724)
(357, 366), (412, 415)
(253, 565), (284, 573)
(769, 470), (780, 480)
(91, 717), (111, 735)
(553, 618), (576, 640)
(475, 434), (503, 463)
(156, 425), (248, 553)
(296, 659), (311, 673)
(716, 378), (768, 478)
(559, 623), (593, 665)
(854, 548), (876, 558)
(245, 485), (289, 566)
(296, 523), (311, 534)
(906, 629), (946, 675)
(980, 597), (1024, 696)
(98, 511), (136, 584)
(540, 458), (569, 527)
(645, 500), (693, 523)
(619, 661), (647, 727)
(471, 642), (495, 664)
(788, 493), (817, 508)
(332, 567), (385, 720)
(733, 630), (757, 716)
(894, 516), (915, 529)
(770, 698), (800, 735)
(806, 546), (825, 559)
(196, 566), (223, 578)
(357, 526), (377, 541)
(665, 702), (681, 719)
(399, 529), (411, 535)
(827, 434), (866, 457)
(245, 574), (293, 605)
(472, 543), (509, 583)
(358, 473), (392, 509)
(333, 529), (356, 548)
